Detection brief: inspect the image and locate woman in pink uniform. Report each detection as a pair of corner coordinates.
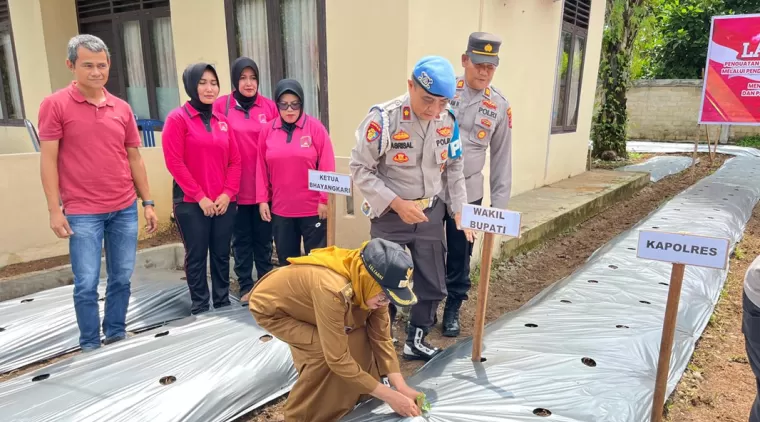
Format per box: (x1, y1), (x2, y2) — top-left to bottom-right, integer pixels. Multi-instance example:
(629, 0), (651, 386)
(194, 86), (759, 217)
(256, 79), (336, 265)
(214, 57), (277, 302)
(163, 63), (241, 315)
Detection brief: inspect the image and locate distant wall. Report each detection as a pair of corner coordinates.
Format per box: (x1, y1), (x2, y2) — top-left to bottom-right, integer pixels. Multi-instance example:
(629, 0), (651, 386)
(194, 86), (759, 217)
(627, 79), (760, 142)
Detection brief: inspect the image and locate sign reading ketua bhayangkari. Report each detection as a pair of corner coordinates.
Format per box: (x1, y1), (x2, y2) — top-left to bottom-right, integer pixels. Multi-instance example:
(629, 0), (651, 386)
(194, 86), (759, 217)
(636, 230), (730, 269)
(308, 170), (352, 196)
(460, 204), (521, 237)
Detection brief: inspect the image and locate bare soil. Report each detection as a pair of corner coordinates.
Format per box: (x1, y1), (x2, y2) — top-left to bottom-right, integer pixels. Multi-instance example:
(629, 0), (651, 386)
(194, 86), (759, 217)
(665, 205), (760, 421)
(238, 153), (728, 421)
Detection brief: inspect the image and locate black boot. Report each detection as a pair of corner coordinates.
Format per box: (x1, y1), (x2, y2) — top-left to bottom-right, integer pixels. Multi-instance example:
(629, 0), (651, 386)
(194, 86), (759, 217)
(442, 298), (462, 337)
(403, 325), (442, 361)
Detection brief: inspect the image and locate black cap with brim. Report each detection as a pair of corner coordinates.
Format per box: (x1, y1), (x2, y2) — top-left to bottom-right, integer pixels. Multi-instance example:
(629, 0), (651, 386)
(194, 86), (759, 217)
(466, 31), (502, 66)
(360, 238), (418, 308)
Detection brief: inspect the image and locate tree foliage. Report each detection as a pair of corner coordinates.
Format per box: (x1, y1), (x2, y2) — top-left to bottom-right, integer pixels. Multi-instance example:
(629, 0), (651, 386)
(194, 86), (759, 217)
(591, 0), (650, 159)
(634, 0), (760, 79)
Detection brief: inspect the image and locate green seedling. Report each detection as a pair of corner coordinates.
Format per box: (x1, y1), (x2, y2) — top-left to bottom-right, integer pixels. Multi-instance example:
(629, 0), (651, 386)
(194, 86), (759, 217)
(416, 393), (432, 413)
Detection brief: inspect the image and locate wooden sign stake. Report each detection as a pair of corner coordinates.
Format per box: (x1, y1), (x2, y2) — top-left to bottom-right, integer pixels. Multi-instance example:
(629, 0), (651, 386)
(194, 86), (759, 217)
(650, 262), (686, 422)
(472, 232), (495, 363)
(326, 194), (336, 247)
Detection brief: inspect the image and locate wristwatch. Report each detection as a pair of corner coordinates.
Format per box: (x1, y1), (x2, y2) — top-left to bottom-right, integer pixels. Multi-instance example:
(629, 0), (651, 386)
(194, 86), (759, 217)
(142, 200), (155, 208)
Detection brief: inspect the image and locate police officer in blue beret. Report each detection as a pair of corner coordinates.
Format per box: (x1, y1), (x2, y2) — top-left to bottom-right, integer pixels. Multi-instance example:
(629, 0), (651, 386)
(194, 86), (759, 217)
(350, 56), (473, 361)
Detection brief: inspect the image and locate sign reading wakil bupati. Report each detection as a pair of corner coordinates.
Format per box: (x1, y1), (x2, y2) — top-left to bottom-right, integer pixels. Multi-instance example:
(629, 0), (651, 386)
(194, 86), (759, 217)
(307, 170), (352, 196)
(636, 230), (730, 269)
(460, 204), (521, 237)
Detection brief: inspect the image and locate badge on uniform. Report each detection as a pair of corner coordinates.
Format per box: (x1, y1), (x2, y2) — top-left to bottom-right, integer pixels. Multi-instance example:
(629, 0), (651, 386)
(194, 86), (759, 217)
(360, 199), (372, 217)
(366, 121), (381, 143)
(218, 121), (228, 132)
(300, 136), (312, 148)
(477, 130), (487, 140)
(436, 126), (452, 137)
(482, 100), (497, 110)
(507, 106), (513, 129)
(484, 87), (491, 98)
(448, 125), (462, 159)
(402, 106), (412, 121)
(392, 152), (409, 163)
(392, 130), (410, 141)
(456, 79), (464, 90)
(258, 114), (267, 123)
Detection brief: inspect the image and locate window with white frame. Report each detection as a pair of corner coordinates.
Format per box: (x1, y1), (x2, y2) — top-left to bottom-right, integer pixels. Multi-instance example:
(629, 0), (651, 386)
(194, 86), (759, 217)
(0, 0), (23, 125)
(76, 0), (179, 123)
(551, 0), (591, 134)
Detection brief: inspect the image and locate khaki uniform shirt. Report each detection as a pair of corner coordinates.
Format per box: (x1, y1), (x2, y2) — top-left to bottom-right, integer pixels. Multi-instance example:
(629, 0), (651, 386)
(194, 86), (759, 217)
(349, 93), (467, 218)
(449, 77), (512, 209)
(249, 265), (400, 394)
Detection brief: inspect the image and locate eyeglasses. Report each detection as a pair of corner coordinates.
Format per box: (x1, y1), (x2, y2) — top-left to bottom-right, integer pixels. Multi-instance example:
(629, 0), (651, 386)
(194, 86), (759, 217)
(277, 101), (302, 111)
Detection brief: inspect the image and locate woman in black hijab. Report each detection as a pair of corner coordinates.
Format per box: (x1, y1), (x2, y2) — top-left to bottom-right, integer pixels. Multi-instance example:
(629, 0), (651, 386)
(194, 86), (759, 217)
(213, 58), (278, 303)
(162, 63), (241, 315)
(255, 79), (336, 265)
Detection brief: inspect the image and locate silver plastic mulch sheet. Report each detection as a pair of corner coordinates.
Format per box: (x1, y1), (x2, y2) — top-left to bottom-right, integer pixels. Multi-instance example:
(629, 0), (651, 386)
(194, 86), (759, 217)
(618, 155), (696, 182)
(627, 140), (760, 157)
(0, 274), (191, 373)
(343, 157), (760, 421)
(0, 305), (297, 422)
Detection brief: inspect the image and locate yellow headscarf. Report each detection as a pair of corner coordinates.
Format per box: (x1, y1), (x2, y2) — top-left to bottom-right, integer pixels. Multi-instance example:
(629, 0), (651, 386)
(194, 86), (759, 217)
(287, 242), (383, 311)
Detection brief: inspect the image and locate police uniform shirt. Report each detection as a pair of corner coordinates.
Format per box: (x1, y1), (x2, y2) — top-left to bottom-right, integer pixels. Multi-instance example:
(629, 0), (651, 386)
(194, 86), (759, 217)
(449, 77), (513, 209)
(349, 93), (468, 219)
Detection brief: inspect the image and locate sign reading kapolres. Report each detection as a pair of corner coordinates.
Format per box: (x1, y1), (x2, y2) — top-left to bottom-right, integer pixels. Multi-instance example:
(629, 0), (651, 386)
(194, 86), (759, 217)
(699, 14), (760, 125)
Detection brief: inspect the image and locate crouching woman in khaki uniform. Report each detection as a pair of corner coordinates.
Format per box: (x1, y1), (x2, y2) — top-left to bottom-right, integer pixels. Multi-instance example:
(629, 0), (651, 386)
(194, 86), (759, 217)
(249, 238), (422, 421)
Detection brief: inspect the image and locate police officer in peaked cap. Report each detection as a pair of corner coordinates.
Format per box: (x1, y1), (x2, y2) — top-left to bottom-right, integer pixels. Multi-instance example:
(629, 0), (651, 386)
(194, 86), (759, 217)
(349, 56), (474, 361)
(441, 32), (513, 337)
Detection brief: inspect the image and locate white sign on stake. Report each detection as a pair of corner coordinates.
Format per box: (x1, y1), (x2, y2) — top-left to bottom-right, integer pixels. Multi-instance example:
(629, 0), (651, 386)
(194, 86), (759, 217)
(460, 204), (521, 237)
(307, 170), (352, 196)
(636, 230), (730, 269)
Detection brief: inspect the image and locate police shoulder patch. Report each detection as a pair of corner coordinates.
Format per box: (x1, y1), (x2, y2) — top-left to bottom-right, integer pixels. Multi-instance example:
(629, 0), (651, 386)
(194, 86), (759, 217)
(366, 121), (381, 143)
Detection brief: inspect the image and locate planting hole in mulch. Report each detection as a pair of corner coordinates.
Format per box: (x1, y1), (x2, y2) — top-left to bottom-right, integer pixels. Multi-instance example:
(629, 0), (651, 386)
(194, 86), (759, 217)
(259, 335), (273, 343)
(582, 357), (597, 367)
(32, 374), (50, 382)
(616, 325), (629, 329)
(155, 331), (169, 338)
(480, 357), (487, 363)
(560, 300), (572, 304)
(159, 376), (176, 385)
(609, 265), (618, 269)
(652, 226), (660, 229)
(0, 327), (5, 332)
(660, 282), (669, 286)
(533, 408), (552, 417)
(98, 297), (105, 302)
(21, 299), (33, 303)
(525, 323), (538, 328)
(588, 279), (599, 284)
(640, 300), (651, 305)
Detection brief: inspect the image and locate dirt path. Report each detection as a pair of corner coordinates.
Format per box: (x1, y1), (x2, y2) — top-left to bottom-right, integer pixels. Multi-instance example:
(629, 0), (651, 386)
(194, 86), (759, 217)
(240, 154), (728, 421)
(665, 204), (760, 420)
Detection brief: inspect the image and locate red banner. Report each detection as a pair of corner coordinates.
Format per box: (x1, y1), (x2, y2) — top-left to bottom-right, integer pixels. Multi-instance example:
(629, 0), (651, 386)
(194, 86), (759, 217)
(699, 14), (760, 125)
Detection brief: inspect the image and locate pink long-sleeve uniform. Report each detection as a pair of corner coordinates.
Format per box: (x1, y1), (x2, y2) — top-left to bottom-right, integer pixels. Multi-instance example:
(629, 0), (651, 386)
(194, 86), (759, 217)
(162, 103), (242, 203)
(212, 94), (278, 205)
(255, 114), (336, 217)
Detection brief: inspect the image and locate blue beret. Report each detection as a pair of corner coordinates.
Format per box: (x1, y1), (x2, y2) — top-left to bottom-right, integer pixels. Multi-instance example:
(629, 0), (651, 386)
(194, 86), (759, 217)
(412, 56), (456, 99)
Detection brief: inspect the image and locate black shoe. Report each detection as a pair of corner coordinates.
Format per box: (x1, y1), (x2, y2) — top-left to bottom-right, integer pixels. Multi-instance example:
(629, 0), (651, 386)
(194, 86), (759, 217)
(442, 298), (462, 337)
(103, 335), (125, 346)
(403, 326), (442, 361)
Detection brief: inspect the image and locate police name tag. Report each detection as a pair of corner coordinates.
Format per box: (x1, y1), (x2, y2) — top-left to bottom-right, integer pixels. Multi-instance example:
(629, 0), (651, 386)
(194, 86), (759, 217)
(461, 204), (521, 237)
(308, 170), (352, 196)
(636, 231), (730, 269)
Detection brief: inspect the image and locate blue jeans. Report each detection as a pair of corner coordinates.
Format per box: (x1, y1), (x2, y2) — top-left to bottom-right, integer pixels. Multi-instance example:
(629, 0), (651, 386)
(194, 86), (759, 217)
(67, 201), (138, 351)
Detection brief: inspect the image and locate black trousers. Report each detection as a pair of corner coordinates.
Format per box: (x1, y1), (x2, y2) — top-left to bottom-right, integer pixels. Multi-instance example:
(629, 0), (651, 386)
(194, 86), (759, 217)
(232, 204), (274, 295)
(174, 202), (237, 314)
(271, 214), (326, 266)
(444, 198), (483, 301)
(743, 292), (760, 422)
(370, 199), (447, 328)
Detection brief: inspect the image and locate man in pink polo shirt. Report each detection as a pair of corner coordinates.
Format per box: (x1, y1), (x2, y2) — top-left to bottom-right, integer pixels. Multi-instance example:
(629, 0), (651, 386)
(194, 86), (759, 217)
(38, 34), (158, 352)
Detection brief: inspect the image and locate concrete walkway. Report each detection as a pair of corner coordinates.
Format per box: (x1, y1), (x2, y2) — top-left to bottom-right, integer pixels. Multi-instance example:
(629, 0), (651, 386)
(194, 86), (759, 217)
(473, 169), (649, 263)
